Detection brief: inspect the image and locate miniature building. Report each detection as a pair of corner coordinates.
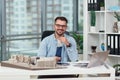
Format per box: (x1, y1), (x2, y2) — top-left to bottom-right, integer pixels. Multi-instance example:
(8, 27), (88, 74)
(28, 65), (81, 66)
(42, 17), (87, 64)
(36, 57), (56, 68)
(8, 55), (57, 68)
(9, 55), (31, 64)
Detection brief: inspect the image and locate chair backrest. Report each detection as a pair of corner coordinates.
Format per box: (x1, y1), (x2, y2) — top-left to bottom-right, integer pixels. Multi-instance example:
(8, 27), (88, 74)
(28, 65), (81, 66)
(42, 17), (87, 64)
(41, 30), (69, 41)
(41, 31), (55, 41)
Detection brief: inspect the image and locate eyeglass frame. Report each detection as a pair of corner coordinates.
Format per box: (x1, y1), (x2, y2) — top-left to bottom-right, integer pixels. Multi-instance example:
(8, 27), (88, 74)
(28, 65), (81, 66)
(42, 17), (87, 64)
(55, 24), (67, 28)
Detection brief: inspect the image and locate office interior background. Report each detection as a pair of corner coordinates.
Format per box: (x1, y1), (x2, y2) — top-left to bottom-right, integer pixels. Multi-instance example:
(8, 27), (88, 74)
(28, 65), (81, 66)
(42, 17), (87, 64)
(0, 0), (83, 61)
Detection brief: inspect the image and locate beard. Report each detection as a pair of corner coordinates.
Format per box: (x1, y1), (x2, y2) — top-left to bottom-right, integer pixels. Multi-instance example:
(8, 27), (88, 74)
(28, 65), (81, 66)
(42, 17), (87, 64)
(55, 29), (65, 36)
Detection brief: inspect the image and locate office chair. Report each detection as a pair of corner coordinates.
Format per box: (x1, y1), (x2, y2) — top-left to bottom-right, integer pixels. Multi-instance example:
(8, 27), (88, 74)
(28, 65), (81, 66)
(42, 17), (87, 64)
(41, 30), (69, 41)
(41, 31), (55, 41)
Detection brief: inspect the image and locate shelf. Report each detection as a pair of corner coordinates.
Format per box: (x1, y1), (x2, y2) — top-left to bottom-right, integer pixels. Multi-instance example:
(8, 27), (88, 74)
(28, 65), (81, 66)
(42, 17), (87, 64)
(86, 0), (120, 68)
(106, 10), (120, 12)
(89, 53), (120, 57)
(88, 32), (105, 34)
(108, 54), (120, 57)
(106, 32), (120, 35)
(88, 11), (105, 13)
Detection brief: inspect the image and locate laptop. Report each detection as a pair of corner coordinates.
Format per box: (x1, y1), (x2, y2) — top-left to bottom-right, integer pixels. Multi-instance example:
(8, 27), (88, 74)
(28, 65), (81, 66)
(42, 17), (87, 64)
(72, 50), (110, 68)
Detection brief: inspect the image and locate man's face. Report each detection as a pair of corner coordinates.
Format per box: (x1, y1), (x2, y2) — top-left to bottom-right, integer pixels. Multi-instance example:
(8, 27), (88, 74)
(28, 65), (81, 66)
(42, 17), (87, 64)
(54, 19), (67, 36)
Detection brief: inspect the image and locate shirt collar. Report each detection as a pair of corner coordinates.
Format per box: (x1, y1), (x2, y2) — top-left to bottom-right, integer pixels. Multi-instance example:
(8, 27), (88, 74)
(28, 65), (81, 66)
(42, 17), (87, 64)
(52, 33), (68, 41)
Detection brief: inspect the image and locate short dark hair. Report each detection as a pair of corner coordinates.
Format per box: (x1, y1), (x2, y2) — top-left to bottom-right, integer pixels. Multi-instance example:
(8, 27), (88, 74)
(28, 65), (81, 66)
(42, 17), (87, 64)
(55, 16), (68, 23)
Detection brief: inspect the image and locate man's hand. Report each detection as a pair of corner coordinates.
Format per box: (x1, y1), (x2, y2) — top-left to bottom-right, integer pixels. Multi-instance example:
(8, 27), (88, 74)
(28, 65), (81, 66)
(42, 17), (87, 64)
(54, 56), (61, 62)
(59, 37), (70, 46)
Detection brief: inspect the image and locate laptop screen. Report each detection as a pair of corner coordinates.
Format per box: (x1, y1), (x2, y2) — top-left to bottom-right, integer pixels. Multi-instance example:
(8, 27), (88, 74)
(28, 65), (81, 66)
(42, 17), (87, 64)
(87, 50), (110, 68)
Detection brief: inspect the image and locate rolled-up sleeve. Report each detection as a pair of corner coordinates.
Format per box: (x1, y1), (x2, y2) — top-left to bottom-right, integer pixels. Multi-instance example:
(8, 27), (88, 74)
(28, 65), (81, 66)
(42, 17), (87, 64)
(37, 39), (47, 57)
(65, 37), (78, 62)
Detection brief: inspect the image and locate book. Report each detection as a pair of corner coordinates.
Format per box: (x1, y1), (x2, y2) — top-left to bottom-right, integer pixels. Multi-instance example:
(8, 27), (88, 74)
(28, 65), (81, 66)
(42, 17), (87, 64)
(107, 34), (120, 55)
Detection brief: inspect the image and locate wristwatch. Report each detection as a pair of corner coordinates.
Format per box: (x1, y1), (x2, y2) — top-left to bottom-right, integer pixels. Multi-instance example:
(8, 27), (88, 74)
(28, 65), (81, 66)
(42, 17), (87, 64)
(67, 43), (71, 47)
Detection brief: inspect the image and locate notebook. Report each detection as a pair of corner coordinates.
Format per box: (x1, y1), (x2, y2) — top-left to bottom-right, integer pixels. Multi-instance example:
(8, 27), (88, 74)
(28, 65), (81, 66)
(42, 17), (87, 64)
(73, 50), (110, 68)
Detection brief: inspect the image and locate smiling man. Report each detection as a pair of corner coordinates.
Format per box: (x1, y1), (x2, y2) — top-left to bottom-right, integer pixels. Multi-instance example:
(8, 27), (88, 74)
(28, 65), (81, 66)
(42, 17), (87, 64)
(37, 16), (78, 63)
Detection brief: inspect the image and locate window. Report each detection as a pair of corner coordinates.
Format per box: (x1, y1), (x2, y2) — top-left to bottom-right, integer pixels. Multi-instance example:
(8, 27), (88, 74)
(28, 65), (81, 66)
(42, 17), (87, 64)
(47, 13), (53, 18)
(47, 0), (52, 5)
(47, 19), (53, 24)
(31, 1), (37, 5)
(45, 0), (74, 31)
(0, 0), (83, 61)
(62, 0), (69, 4)
(54, 0), (60, 4)
(63, 6), (69, 10)
(47, 6), (52, 12)
(31, 7), (37, 12)
(54, 6), (61, 11)
(32, 14), (37, 18)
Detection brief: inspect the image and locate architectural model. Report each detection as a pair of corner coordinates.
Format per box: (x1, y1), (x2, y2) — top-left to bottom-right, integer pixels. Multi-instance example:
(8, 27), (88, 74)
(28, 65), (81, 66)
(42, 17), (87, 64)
(7, 54), (57, 68)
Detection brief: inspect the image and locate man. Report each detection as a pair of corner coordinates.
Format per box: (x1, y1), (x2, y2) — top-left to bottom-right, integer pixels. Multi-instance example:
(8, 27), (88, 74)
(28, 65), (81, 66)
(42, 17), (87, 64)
(37, 16), (78, 63)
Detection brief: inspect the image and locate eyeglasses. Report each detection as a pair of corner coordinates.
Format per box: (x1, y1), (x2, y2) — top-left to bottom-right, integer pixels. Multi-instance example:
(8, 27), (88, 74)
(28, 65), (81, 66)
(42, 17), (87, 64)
(55, 24), (67, 28)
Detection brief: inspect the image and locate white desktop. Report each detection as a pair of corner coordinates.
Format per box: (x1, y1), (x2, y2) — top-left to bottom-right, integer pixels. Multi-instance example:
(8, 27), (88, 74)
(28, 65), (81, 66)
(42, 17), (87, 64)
(0, 61), (115, 80)
(0, 51), (115, 80)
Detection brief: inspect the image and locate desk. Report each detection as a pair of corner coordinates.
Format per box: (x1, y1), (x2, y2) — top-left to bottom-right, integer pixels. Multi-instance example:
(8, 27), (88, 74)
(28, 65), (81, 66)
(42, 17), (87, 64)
(0, 62), (115, 80)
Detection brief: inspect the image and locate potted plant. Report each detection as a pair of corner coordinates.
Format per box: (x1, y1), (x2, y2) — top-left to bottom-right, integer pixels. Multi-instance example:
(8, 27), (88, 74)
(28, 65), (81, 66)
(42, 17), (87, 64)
(100, 2), (104, 11)
(114, 12), (120, 33)
(114, 12), (120, 21)
(90, 11), (96, 32)
(71, 32), (83, 54)
(113, 64), (120, 76)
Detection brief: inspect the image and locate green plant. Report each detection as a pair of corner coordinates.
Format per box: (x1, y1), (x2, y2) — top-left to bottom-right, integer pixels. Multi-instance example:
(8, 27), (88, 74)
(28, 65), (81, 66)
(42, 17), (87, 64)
(90, 11), (96, 26)
(113, 64), (120, 76)
(100, 2), (104, 7)
(114, 12), (120, 21)
(113, 64), (120, 69)
(71, 32), (83, 54)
